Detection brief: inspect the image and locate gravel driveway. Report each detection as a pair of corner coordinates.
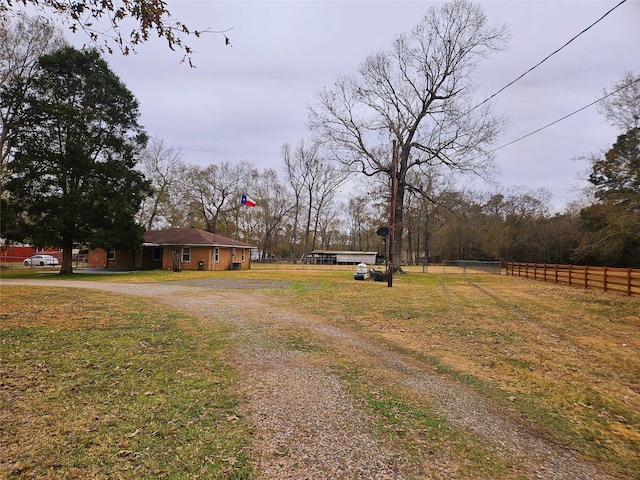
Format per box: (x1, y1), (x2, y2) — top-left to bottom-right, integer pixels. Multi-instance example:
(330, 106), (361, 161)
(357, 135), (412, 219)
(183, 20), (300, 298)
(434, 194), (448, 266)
(2, 279), (615, 479)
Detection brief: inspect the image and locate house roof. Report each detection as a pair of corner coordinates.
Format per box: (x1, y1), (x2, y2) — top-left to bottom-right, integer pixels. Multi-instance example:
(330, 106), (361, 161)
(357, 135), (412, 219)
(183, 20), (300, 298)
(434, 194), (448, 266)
(310, 250), (378, 255)
(144, 228), (253, 248)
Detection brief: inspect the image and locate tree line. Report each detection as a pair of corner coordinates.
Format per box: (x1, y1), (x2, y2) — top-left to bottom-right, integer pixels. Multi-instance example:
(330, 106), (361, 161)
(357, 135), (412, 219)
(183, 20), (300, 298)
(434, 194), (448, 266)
(134, 140), (639, 269)
(1, 5), (638, 274)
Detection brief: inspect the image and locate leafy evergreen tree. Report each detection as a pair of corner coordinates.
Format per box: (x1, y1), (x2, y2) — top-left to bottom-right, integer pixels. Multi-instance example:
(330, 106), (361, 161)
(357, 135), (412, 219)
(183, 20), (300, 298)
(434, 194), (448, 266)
(578, 128), (640, 267)
(2, 46), (150, 273)
(590, 128), (640, 205)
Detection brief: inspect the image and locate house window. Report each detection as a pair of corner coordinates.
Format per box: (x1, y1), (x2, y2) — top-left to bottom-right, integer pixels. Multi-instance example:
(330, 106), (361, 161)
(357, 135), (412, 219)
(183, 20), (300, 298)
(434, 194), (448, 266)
(214, 248), (219, 262)
(182, 247), (191, 262)
(241, 249), (245, 261)
(107, 248), (116, 260)
(152, 247), (162, 261)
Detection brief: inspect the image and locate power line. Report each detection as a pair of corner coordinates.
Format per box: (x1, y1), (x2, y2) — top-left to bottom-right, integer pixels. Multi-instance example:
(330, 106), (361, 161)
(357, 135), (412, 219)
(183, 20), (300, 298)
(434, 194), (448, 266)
(488, 77), (639, 155)
(469, 0), (628, 116)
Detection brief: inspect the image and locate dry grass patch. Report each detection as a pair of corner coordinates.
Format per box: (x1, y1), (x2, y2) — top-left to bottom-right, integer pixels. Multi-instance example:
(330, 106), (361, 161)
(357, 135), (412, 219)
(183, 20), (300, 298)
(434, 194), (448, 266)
(275, 269), (639, 478)
(0, 286), (251, 479)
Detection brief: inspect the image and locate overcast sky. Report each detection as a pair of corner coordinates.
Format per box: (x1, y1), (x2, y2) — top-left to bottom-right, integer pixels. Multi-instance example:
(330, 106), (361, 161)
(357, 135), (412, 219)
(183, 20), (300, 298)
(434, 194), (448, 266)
(64, 0), (640, 211)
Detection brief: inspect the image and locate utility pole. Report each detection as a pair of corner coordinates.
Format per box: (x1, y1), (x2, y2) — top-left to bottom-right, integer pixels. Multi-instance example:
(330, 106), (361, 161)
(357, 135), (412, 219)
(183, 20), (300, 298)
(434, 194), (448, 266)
(388, 140), (397, 288)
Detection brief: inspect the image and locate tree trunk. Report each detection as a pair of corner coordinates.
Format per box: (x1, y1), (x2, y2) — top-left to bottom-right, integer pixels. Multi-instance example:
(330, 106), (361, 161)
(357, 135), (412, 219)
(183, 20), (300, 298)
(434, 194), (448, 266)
(171, 248), (182, 272)
(261, 235), (271, 260)
(311, 206), (321, 252)
(290, 197), (300, 260)
(146, 188), (164, 230)
(392, 180), (405, 270)
(303, 192), (313, 258)
(423, 215), (430, 264)
(60, 233), (74, 274)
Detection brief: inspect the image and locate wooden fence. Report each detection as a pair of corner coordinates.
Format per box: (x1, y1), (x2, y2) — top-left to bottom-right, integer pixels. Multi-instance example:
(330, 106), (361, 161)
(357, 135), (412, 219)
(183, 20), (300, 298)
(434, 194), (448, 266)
(505, 262), (640, 297)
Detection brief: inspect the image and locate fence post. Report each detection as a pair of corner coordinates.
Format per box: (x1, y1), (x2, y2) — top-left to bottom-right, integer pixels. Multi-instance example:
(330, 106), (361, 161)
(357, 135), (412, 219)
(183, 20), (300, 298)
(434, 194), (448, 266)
(584, 265), (588, 290)
(568, 264), (572, 286)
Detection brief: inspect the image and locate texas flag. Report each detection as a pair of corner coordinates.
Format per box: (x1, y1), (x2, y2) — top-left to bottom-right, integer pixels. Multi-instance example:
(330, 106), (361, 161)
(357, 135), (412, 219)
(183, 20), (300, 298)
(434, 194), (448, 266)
(241, 194), (257, 207)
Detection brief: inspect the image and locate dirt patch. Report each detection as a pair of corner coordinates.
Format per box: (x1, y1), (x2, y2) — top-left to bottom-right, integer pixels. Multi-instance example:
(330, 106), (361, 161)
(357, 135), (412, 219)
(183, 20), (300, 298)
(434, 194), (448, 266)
(170, 278), (293, 290)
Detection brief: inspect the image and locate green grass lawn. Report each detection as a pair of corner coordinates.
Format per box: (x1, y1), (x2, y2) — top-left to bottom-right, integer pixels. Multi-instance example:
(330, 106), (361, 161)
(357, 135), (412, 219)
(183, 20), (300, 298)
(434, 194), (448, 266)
(1, 287), (252, 479)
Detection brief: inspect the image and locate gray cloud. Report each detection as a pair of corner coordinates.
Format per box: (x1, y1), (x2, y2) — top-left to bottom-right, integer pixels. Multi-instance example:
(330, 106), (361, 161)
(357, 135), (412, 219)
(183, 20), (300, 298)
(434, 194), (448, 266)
(65, 1), (639, 210)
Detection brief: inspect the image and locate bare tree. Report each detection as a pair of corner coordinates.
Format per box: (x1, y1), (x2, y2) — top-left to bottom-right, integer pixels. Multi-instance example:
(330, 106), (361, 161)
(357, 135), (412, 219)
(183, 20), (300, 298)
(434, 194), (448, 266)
(0, 13), (65, 198)
(309, 163), (349, 252)
(315, 203), (345, 250)
(189, 160), (254, 234)
(282, 142), (304, 259)
(404, 167), (457, 263)
(346, 194), (376, 251)
(597, 71), (640, 132)
(1, 0), (231, 66)
(309, 0), (509, 268)
(284, 140), (318, 256)
(136, 137), (186, 230)
(245, 168), (294, 259)
(283, 140), (350, 257)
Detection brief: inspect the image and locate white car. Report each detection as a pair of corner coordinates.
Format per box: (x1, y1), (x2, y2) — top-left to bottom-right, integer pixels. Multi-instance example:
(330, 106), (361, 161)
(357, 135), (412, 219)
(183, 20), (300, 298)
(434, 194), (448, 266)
(23, 254), (59, 267)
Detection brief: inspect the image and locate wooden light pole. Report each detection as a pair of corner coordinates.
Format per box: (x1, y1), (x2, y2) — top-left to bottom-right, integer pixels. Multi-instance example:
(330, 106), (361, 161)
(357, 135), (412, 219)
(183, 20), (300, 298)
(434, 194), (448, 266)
(388, 140), (398, 288)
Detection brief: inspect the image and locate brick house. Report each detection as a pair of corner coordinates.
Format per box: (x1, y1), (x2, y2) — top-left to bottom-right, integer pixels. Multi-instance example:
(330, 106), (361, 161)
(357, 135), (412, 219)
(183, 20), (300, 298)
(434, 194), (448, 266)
(88, 227), (254, 271)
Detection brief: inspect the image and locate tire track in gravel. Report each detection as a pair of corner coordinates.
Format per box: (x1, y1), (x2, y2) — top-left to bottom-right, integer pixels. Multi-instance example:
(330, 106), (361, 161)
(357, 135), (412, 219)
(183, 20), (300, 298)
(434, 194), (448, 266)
(2, 279), (615, 479)
(186, 290), (420, 480)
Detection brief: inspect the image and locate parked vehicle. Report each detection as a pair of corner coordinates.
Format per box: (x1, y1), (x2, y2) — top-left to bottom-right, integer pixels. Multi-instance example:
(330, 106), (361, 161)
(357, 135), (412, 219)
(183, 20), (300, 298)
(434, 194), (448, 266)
(23, 254), (59, 267)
